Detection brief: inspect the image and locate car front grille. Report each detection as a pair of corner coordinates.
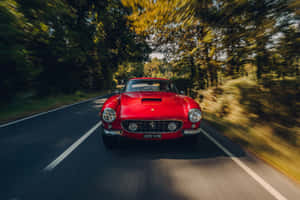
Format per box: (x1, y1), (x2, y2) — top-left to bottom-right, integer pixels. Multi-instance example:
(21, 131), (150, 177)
(122, 120), (183, 133)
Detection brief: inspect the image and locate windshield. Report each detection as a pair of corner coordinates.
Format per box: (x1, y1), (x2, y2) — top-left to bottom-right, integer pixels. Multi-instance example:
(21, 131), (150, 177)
(125, 79), (178, 93)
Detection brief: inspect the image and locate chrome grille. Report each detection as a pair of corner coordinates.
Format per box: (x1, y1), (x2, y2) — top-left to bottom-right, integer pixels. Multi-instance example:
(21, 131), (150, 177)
(122, 120), (182, 133)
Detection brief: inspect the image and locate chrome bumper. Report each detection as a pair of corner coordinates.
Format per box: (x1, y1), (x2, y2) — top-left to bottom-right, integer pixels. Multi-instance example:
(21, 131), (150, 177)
(183, 128), (201, 135)
(103, 128), (201, 136)
(103, 129), (122, 136)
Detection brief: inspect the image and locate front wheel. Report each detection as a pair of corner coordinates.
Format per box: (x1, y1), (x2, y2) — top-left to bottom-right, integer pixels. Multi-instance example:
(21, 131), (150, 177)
(102, 134), (118, 149)
(100, 127), (119, 149)
(184, 135), (199, 146)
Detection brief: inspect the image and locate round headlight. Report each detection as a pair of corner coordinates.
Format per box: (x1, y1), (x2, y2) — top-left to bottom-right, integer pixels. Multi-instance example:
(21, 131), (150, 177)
(128, 123), (138, 131)
(168, 122), (177, 131)
(188, 109), (202, 123)
(102, 108), (116, 123)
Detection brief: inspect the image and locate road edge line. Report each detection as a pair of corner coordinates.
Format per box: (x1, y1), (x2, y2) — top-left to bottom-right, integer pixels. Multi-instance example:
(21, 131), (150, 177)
(0, 95), (107, 128)
(200, 128), (288, 200)
(44, 121), (102, 171)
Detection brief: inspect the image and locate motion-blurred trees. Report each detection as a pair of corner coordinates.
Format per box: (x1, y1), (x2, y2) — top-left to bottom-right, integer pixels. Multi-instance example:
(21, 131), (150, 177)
(114, 62), (144, 84)
(144, 58), (173, 78)
(0, 0), (149, 103)
(122, 0), (299, 90)
(1, 0), (299, 103)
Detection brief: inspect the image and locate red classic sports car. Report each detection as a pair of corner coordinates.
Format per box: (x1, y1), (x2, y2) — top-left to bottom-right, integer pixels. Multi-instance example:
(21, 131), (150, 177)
(99, 77), (202, 149)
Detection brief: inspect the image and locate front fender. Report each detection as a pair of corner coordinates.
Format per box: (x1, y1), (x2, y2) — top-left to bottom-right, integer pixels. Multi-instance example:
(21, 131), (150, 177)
(181, 96), (202, 129)
(100, 94), (122, 129)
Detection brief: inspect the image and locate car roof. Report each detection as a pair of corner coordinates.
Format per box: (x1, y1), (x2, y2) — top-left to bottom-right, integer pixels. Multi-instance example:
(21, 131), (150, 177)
(129, 77), (169, 81)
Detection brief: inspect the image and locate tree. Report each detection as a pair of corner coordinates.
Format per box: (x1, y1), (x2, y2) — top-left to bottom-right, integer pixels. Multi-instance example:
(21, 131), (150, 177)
(0, 0), (31, 102)
(0, 0), (149, 103)
(122, 0), (299, 87)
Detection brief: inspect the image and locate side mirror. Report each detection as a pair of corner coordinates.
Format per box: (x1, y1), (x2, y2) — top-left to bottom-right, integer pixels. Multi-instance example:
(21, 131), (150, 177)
(180, 90), (185, 95)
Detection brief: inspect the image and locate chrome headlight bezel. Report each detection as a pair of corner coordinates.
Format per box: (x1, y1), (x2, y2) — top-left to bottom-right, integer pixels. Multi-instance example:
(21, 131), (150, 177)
(188, 109), (202, 123)
(102, 108), (117, 123)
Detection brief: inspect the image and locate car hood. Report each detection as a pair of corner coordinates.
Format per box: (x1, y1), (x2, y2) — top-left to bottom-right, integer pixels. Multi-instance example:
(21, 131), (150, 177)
(120, 92), (187, 120)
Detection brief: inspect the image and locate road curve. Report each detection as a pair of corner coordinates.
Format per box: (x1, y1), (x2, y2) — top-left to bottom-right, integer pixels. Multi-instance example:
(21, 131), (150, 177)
(0, 95), (299, 200)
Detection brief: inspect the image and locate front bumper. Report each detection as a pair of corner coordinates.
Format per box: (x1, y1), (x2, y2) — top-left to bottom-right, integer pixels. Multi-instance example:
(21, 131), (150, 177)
(102, 128), (201, 140)
(183, 128), (201, 135)
(103, 129), (122, 136)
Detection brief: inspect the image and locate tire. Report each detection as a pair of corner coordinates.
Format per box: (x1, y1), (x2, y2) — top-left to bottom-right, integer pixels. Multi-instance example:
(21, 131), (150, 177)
(184, 135), (199, 146)
(102, 134), (117, 149)
(100, 127), (119, 149)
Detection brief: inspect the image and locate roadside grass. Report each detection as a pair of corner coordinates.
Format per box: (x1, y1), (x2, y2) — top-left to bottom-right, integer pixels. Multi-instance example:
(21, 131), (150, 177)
(0, 90), (108, 124)
(197, 77), (300, 183)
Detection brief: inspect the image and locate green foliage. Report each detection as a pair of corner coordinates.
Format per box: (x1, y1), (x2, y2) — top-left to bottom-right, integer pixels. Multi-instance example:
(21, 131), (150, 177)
(0, 0), (29, 101)
(0, 0), (149, 103)
(122, 0), (299, 89)
(1, 0), (299, 104)
(114, 62), (144, 83)
(143, 58), (173, 78)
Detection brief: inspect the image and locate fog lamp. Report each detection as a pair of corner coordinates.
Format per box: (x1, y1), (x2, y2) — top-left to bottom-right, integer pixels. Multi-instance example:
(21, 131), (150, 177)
(128, 123), (138, 131)
(168, 122), (177, 131)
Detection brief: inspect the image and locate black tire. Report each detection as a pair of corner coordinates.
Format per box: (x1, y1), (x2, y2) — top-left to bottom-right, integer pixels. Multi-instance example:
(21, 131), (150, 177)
(100, 127), (119, 149)
(102, 134), (117, 149)
(184, 135), (199, 146)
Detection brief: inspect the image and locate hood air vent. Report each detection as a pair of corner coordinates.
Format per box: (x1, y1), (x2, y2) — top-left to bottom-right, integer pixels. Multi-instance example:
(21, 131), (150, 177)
(141, 98), (162, 102)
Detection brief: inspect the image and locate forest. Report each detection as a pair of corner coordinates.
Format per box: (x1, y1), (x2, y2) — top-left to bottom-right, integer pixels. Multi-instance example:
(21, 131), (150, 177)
(0, 0), (150, 104)
(1, 0), (299, 102)
(119, 0), (299, 89)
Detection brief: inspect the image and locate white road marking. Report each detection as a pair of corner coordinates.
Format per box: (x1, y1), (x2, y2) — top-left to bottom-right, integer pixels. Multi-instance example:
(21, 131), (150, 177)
(0, 96), (104, 128)
(44, 121), (102, 171)
(200, 128), (288, 200)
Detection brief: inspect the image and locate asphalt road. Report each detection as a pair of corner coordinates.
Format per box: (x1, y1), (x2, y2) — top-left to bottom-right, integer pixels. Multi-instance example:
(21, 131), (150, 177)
(0, 95), (299, 200)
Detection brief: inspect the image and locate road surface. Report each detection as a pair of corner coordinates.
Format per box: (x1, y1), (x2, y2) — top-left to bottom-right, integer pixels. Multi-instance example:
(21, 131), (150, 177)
(0, 95), (299, 200)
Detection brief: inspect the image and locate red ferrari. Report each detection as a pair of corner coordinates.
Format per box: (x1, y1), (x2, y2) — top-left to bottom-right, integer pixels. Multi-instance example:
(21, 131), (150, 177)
(99, 77), (202, 149)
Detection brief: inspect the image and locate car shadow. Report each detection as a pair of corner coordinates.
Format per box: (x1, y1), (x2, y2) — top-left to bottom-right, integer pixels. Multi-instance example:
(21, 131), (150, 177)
(106, 133), (246, 160)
